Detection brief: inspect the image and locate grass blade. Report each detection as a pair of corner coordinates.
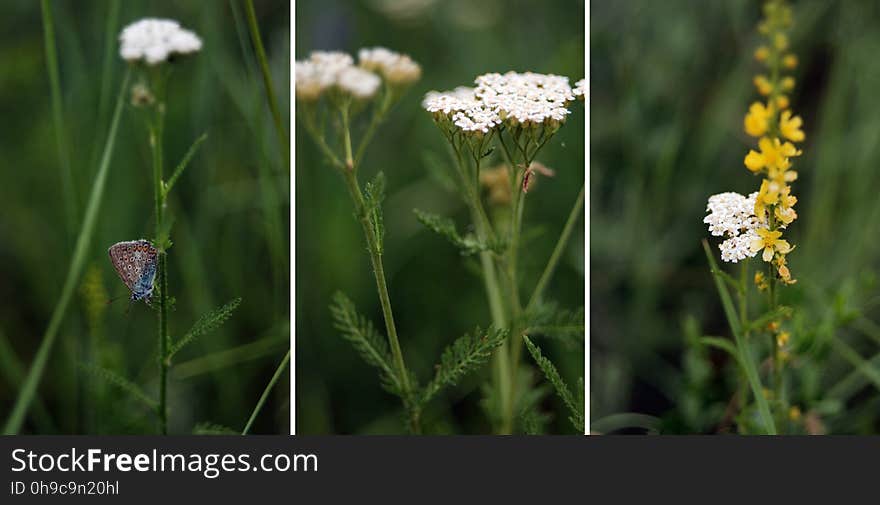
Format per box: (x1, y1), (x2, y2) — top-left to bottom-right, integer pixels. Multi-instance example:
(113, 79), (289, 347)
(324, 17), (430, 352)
(41, 0), (77, 236)
(3, 70), (130, 435)
(242, 350), (290, 435)
(243, 0), (289, 171)
(702, 240), (776, 434)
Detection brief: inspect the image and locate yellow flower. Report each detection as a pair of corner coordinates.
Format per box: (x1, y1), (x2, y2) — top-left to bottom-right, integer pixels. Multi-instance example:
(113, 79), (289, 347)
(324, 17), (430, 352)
(779, 110), (805, 142)
(789, 406), (802, 421)
(754, 46), (770, 62)
(754, 271), (769, 291)
(744, 137), (801, 173)
(774, 33), (789, 51)
(775, 95), (790, 110)
(776, 254), (797, 284)
(744, 102), (773, 137)
(774, 185), (798, 225)
(783, 54), (798, 69)
(781, 76), (795, 91)
(754, 178), (780, 219)
(753, 75), (773, 95)
(750, 227), (791, 262)
(776, 331), (790, 347)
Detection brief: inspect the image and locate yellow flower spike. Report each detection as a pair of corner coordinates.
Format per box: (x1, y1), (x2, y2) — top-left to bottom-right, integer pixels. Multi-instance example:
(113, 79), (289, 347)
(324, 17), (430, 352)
(767, 321), (780, 332)
(750, 227), (791, 262)
(754, 46), (770, 62)
(753, 75), (773, 95)
(783, 54), (798, 69)
(744, 102), (773, 137)
(781, 76), (795, 91)
(779, 110), (805, 142)
(774, 33), (789, 51)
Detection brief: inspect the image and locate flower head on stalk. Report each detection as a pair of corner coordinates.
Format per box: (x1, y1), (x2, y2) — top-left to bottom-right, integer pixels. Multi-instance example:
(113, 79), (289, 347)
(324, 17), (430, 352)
(119, 18), (202, 65)
(423, 72), (583, 198)
(119, 18), (202, 108)
(295, 48), (421, 170)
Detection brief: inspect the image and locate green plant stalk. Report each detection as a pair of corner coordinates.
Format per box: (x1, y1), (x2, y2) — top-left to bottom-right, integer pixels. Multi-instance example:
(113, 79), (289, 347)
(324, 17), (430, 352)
(242, 350), (290, 435)
(151, 93), (169, 435)
(40, 0), (77, 238)
(3, 71), (130, 435)
(454, 146), (512, 433)
(526, 184), (586, 312)
(702, 240), (776, 434)
(244, 0), (289, 171)
(341, 108), (419, 433)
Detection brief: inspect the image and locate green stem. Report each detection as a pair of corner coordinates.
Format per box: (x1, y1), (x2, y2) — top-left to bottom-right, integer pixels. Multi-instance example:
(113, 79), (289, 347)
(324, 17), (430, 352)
(243, 0), (289, 171)
(242, 350), (290, 435)
(341, 110), (419, 433)
(151, 91), (169, 435)
(3, 71), (130, 434)
(526, 184), (585, 312)
(40, 0), (77, 238)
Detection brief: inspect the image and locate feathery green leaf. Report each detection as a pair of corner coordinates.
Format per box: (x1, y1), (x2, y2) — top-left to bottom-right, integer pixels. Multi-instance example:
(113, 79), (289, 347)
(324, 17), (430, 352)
(523, 335), (584, 432)
(193, 422), (238, 435)
(79, 363), (157, 410)
(167, 298), (242, 359)
(414, 209), (498, 255)
(363, 172), (386, 253)
(329, 292), (402, 396)
(164, 132), (208, 197)
(523, 302), (585, 347)
(422, 326), (507, 405)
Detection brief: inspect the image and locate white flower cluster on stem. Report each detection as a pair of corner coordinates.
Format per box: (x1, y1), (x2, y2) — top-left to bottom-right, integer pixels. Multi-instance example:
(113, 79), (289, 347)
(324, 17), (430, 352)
(423, 71), (584, 136)
(119, 18), (202, 65)
(295, 47), (420, 101)
(704, 191), (766, 262)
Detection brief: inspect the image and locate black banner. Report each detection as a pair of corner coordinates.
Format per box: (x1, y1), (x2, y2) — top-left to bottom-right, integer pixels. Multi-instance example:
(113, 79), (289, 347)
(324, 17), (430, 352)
(2, 436), (877, 502)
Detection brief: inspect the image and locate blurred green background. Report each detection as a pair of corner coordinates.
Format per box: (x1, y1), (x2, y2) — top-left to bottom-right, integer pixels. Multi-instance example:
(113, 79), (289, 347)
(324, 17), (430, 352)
(295, 0), (585, 433)
(0, 0), (289, 434)
(592, 0), (880, 433)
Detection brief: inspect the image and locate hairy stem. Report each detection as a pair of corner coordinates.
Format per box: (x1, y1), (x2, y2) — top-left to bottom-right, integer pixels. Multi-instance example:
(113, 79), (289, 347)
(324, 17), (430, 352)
(151, 92), (169, 435)
(341, 110), (419, 433)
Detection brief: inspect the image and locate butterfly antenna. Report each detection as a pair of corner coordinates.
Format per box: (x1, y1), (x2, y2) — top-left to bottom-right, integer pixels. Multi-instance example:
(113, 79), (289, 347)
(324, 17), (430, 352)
(106, 293), (127, 306)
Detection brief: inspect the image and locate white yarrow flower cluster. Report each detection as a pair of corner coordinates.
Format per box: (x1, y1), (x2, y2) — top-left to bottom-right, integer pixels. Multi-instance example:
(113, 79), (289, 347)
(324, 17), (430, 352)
(119, 18), (202, 65)
(423, 71), (583, 136)
(573, 79), (586, 99)
(358, 47), (421, 85)
(296, 48), (420, 101)
(475, 72), (575, 125)
(704, 191), (766, 263)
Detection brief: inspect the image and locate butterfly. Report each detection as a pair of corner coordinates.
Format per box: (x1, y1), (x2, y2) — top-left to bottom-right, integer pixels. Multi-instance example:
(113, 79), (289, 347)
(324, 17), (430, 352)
(108, 239), (158, 305)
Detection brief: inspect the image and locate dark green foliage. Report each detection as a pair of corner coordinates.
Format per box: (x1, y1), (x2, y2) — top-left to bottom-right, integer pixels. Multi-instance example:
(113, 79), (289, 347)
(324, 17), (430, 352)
(421, 327), (508, 405)
(523, 336), (584, 432)
(167, 298), (243, 360)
